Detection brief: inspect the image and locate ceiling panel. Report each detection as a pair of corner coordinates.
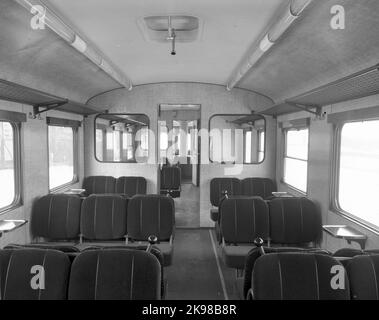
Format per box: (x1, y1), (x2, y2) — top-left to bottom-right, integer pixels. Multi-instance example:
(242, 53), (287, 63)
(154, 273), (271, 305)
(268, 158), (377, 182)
(47, 0), (284, 86)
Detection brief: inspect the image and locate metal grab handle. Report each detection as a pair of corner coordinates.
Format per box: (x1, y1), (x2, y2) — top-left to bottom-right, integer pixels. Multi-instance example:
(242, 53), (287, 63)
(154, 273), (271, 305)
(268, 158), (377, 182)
(146, 235), (158, 253)
(253, 237), (265, 255)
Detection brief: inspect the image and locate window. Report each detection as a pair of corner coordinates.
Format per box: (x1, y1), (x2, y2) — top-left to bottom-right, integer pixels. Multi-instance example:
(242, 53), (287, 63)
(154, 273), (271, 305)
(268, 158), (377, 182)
(0, 121), (20, 211)
(258, 131), (265, 162)
(95, 113), (149, 163)
(209, 114), (266, 164)
(283, 128), (309, 192)
(336, 120), (379, 228)
(244, 131), (252, 163)
(48, 124), (77, 190)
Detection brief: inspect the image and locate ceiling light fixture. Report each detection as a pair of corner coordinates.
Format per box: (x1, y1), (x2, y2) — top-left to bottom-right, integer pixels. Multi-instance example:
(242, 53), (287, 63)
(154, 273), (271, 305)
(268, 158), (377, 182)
(15, 0), (133, 90)
(226, 0), (313, 91)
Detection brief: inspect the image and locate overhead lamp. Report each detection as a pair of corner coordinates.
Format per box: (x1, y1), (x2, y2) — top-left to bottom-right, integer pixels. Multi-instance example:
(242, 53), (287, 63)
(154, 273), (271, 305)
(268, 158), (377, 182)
(15, 0), (132, 90)
(226, 0), (313, 90)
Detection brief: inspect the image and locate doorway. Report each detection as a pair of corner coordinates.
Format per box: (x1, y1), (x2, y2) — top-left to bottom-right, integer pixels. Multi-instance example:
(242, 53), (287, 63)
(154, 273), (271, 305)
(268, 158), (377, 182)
(158, 104), (201, 228)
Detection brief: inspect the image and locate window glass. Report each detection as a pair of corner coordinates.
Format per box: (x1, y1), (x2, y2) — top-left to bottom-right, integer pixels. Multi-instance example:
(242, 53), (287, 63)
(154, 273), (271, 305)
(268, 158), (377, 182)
(48, 126), (75, 190)
(258, 131), (265, 162)
(0, 122), (15, 209)
(209, 114), (266, 164)
(338, 120), (379, 227)
(245, 131), (252, 163)
(95, 114), (149, 163)
(283, 128), (309, 192)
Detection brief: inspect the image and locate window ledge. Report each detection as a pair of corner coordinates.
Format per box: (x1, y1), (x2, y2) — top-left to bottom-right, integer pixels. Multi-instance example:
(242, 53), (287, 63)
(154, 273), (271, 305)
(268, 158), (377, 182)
(49, 178), (80, 194)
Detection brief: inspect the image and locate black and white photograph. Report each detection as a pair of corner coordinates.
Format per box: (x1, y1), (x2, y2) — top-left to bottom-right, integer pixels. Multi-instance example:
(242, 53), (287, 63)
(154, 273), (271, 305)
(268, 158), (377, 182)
(0, 0), (379, 310)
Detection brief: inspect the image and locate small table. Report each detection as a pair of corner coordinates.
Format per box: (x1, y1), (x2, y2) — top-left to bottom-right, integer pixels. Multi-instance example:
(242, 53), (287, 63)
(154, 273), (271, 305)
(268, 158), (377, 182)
(0, 220), (28, 238)
(323, 225), (367, 250)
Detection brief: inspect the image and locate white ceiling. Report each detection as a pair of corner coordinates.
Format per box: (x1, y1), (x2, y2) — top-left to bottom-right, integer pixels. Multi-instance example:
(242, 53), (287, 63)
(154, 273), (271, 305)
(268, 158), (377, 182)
(46, 0), (285, 87)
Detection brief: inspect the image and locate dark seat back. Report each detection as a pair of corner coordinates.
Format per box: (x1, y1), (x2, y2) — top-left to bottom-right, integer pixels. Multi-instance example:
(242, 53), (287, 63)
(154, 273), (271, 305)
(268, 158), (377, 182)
(347, 254), (379, 300)
(160, 166), (181, 190)
(115, 176), (147, 197)
(82, 176), (116, 195)
(243, 247), (330, 299)
(0, 249), (71, 300)
(127, 195), (175, 241)
(68, 249), (161, 300)
(241, 178), (276, 199)
(220, 197), (269, 244)
(269, 197), (322, 245)
(81, 194), (128, 240)
(31, 194), (81, 241)
(210, 178), (241, 207)
(252, 253), (350, 300)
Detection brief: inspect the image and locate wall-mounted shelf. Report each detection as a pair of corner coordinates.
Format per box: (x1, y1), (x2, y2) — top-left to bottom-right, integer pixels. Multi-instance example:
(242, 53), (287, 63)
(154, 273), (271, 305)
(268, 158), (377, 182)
(262, 63), (379, 117)
(0, 79), (99, 117)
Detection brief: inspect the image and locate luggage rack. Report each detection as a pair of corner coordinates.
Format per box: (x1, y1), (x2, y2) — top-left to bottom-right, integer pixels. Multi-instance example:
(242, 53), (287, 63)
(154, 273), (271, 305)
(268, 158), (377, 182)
(262, 63), (379, 118)
(0, 79), (99, 118)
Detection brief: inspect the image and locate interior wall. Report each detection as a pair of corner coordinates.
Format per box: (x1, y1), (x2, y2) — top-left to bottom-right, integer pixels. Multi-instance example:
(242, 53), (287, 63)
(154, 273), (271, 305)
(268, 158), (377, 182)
(0, 100), (84, 247)
(85, 82), (275, 227)
(275, 93), (379, 252)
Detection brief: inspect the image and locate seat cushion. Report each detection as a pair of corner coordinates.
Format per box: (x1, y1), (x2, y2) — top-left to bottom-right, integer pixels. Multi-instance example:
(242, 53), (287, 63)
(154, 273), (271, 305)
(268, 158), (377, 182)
(0, 249), (71, 300)
(31, 194), (81, 240)
(222, 245), (254, 269)
(252, 253), (350, 300)
(126, 241), (173, 267)
(210, 208), (219, 222)
(5, 243), (79, 253)
(68, 249), (161, 300)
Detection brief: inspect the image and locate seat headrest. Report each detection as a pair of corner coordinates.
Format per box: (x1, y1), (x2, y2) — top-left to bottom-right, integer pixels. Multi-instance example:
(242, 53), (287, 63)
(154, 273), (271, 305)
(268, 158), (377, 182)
(241, 178), (277, 199)
(269, 197), (322, 245)
(82, 176), (116, 195)
(31, 194), (81, 240)
(210, 178), (241, 206)
(127, 195), (175, 241)
(252, 253), (350, 300)
(220, 197), (269, 244)
(68, 249), (161, 300)
(0, 249), (71, 300)
(115, 176), (147, 197)
(81, 194), (128, 240)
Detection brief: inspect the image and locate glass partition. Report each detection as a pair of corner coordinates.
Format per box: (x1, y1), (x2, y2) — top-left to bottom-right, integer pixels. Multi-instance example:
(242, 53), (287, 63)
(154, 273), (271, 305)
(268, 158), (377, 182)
(95, 113), (149, 163)
(209, 114), (266, 164)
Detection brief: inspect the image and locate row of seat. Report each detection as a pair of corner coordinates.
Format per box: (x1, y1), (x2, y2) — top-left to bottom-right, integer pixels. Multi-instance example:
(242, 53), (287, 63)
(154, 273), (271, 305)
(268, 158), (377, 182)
(219, 196), (322, 269)
(244, 249), (379, 300)
(0, 248), (161, 300)
(82, 176), (147, 197)
(11, 193), (175, 266)
(210, 177), (276, 222)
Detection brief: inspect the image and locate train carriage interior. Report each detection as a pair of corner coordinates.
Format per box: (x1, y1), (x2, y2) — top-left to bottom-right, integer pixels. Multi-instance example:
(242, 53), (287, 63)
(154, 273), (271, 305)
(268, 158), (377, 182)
(1, 0), (379, 302)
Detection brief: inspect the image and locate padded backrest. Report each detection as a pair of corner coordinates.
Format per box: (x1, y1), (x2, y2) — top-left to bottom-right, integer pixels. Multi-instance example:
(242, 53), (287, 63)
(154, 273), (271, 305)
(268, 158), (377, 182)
(347, 255), (379, 300)
(127, 195), (175, 241)
(243, 247), (330, 299)
(81, 194), (128, 240)
(220, 197), (269, 244)
(31, 194), (81, 240)
(68, 249), (161, 300)
(252, 253), (350, 300)
(269, 197), (322, 245)
(82, 176), (116, 195)
(210, 178), (241, 207)
(241, 178), (276, 199)
(160, 166), (181, 190)
(115, 176), (147, 196)
(0, 249), (71, 300)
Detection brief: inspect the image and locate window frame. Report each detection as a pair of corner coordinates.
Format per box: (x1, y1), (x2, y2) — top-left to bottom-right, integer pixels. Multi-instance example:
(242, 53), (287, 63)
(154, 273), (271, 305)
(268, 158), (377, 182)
(208, 113), (266, 165)
(282, 126), (309, 194)
(331, 118), (379, 233)
(47, 122), (79, 192)
(0, 119), (23, 214)
(94, 113), (150, 164)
